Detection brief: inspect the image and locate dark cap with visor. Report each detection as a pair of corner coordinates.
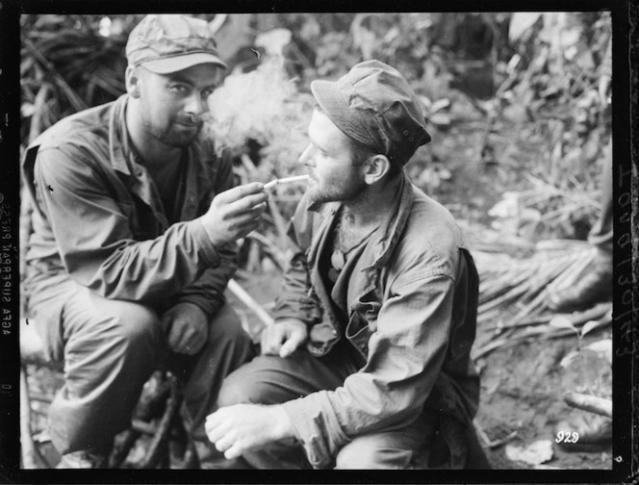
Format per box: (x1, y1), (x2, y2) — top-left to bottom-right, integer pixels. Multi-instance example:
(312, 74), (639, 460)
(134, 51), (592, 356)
(310, 60), (431, 166)
(126, 14), (227, 74)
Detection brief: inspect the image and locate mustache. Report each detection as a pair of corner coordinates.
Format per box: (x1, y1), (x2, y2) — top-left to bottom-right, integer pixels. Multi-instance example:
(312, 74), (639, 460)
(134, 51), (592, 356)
(177, 114), (204, 126)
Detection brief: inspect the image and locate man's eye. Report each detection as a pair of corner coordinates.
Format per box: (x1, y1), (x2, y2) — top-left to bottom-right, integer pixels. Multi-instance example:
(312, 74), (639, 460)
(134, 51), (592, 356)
(169, 84), (188, 94)
(201, 88), (214, 99)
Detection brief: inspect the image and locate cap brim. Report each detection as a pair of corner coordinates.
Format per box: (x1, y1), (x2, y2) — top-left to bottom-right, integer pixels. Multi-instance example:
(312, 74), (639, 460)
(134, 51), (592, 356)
(141, 53), (227, 74)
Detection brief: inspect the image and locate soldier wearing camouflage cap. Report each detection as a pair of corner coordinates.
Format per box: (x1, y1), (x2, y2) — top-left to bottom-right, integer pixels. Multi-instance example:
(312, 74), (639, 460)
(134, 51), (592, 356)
(207, 61), (489, 470)
(22, 14), (267, 468)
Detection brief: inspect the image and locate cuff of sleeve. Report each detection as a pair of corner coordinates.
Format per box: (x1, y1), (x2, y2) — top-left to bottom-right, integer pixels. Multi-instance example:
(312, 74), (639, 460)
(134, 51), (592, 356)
(280, 392), (349, 469)
(175, 294), (219, 319)
(190, 219), (221, 267)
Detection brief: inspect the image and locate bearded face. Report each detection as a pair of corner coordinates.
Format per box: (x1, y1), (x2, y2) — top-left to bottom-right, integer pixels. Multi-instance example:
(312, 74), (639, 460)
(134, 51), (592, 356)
(301, 110), (368, 205)
(134, 64), (222, 147)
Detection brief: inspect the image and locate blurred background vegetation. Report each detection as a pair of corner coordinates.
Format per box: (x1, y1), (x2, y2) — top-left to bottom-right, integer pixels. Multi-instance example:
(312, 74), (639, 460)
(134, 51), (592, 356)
(21, 12), (612, 255)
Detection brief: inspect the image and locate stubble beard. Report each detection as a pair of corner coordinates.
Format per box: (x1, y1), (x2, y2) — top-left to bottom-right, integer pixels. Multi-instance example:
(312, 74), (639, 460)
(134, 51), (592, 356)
(145, 118), (202, 148)
(308, 172), (367, 205)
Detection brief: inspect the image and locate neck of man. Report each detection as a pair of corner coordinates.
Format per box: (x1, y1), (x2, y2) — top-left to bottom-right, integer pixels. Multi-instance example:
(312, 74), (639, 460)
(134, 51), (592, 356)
(341, 172), (403, 230)
(125, 99), (182, 169)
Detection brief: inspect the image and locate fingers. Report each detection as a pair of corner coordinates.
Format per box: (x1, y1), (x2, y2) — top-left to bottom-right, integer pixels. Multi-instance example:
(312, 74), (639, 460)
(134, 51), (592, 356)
(223, 443), (244, 460)
(260, 325), (285, 355)
(216, 182), (265, 204)
(279, 333), (304, 358)
(167, 322), (186, 351)
(279, 325), (307, 358)
(224, 193), (268, 218)
(205, 413), (225, 444)
(205, 409), (251, 459)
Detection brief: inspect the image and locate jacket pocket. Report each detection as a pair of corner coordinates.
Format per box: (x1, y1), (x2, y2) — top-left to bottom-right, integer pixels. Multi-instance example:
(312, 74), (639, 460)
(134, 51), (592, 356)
(345, 298), (381, 358)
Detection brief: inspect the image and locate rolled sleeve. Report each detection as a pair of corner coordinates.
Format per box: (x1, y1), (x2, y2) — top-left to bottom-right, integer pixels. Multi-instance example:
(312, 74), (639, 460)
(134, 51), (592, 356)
(281, 274), (456, 468)
(175, 241), (237, 318)
(34, 146), (220, 304)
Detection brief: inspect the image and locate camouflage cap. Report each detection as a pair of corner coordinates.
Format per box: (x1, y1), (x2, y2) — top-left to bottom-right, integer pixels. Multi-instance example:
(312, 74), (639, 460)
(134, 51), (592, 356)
(311, 60), (431, 166)
(126, 14), (227, 74)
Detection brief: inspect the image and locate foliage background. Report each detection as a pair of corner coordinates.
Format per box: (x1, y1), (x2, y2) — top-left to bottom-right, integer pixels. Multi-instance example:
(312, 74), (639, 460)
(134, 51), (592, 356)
(21, 12), (612, 249)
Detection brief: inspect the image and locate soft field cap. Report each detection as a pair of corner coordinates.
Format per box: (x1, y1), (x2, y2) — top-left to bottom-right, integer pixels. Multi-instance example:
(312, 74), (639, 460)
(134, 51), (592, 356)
(311, 60), (430, 166)
(126, 14), (227, 74)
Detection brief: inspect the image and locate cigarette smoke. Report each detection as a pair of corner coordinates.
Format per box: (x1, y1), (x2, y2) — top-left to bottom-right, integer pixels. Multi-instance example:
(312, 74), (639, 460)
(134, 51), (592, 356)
(206, 58), (314, 179)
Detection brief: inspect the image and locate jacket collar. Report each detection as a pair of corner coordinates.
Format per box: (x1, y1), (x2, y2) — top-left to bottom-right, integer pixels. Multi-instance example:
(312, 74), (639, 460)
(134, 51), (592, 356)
(107, 95), (215, 222)
(108, 94), (136, 178)
(309, 172), (415, 272)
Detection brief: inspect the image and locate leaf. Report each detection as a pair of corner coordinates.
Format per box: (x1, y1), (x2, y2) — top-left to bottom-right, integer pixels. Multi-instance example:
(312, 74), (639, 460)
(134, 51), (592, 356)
(509, 12), (543, 43)
(431, 98), (451, 113)
(559, 350), (579, 368)
(351, 15), (377, 60)
(505, 440), (554, 465)
(430, 112), (451, 127)
(548, 315), (577, 332)
(438, 168), (453, 181)
(584, 339), (612, 363)
(419, 95), (432, 110)
(21, 103), (36, 117)
(580, 319), (603, 338)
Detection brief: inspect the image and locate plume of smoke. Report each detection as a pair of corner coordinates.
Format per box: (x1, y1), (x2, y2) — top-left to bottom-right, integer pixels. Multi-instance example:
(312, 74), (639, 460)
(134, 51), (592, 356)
(206, 58), (314, 180)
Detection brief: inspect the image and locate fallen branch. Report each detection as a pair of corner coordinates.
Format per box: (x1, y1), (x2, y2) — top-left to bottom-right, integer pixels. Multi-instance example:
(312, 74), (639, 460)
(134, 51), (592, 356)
(228, 278), (275, 328)
(564, 392), (612, 418)
(109, 429), (140, 468)
(132, 419), (157, 436)
(139, 375), (181, 468)
(474, 421), (518, 449)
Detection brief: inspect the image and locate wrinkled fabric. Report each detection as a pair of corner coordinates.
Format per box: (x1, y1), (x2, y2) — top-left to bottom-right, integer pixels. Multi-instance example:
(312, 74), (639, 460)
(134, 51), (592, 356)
(20, 94), (248, 456)
(22, 94), (237, 320)
(217, 346), (438, 469)
(273, 174), (481, 469)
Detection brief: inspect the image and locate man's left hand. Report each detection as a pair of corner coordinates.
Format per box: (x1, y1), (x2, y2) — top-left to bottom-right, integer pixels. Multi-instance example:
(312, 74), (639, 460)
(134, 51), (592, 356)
(162, 302), (209, 355)
(205, 404), (294, 460)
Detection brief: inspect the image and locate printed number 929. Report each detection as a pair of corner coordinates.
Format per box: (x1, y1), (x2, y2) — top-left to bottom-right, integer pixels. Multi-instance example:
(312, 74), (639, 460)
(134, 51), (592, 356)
(555, 431), (579, 443)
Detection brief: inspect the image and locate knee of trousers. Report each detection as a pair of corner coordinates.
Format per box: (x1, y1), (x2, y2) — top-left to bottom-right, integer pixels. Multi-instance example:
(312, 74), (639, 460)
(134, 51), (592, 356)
(335, 435), (414, 469)
(216, 356), (280, 408)
(206, 304), (252, 348)
(101, 300), (162, 360)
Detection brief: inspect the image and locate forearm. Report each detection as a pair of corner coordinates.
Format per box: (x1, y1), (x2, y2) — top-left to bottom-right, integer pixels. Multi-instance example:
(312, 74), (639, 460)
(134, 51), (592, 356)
(77, 218), (220, 303)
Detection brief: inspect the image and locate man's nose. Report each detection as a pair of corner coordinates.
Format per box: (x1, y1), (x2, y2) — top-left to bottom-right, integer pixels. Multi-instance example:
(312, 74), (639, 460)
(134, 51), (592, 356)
(299, 145), (314, 166)
(184, 92), (207, 116)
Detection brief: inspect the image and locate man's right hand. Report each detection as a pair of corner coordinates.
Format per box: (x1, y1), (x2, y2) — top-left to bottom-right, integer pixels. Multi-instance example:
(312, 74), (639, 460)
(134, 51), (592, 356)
(260, 318), (308, 358)
(200, 183), (268, 246)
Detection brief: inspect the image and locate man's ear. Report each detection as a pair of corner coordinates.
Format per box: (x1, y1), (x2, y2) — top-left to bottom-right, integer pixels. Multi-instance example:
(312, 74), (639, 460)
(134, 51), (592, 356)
(362, 154), (391, 185)
(125, 65), (142, 98)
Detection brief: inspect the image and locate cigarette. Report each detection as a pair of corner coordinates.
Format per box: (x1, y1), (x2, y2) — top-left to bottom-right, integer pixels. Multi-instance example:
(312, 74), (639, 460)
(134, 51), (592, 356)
(264, 175), (310, 190)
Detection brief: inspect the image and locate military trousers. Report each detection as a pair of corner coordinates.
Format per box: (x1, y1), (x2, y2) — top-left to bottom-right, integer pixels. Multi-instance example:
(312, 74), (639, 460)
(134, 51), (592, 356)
(27, 278), (255, 461)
